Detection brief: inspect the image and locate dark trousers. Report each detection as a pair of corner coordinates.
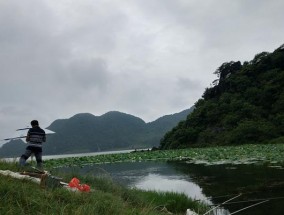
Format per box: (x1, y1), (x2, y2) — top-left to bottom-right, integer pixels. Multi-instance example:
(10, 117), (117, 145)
(20, 146), (43, 168)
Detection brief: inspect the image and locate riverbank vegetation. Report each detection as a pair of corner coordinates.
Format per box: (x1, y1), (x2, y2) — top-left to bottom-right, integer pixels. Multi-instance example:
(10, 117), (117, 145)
(0, 161), (208, 215)
(161, 44), (284, 149)
(1, 143), (283, 214)
(43, 143), (284, 168)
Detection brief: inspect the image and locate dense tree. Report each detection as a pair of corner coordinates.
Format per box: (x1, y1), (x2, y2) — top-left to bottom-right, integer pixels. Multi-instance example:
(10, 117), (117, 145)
(160, 44), (284, 149)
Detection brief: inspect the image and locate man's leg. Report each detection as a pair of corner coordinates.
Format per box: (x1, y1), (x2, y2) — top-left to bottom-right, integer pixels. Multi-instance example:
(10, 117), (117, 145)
(35, 151), (43, 169)
(19, 149), (32, 166)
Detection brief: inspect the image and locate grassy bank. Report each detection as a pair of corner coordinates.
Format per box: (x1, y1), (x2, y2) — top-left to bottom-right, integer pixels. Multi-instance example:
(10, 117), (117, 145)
(2, 144), (283, 214)
(0, 161), (208, 215)
(44, 143), (284, 168)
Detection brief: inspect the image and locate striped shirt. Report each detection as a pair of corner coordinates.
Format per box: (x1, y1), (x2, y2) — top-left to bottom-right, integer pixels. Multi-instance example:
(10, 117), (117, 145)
(26, 126), (46, 147)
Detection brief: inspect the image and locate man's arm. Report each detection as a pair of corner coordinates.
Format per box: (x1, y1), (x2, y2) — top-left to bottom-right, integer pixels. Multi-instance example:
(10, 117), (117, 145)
(26, 132), (30, 142)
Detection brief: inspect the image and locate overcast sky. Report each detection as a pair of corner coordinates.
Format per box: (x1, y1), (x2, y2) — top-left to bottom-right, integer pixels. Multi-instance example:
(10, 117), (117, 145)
(0, 0), (284, 143)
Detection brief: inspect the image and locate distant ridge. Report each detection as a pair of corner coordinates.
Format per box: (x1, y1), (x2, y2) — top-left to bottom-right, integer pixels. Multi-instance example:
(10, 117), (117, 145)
(0, 107), (194, 157)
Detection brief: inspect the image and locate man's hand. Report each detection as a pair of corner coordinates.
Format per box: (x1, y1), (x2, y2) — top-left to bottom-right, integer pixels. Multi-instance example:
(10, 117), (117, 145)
(26, 134), (30, 142)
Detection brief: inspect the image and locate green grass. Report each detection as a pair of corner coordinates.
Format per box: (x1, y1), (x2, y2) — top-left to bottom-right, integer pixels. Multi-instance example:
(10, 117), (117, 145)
(0, 161), (208, 215)
(43, 143), (284, 168)
(123, 189), (208, 214)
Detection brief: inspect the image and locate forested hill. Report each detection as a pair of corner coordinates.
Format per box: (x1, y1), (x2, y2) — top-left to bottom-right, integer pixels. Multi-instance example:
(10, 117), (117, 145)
(0, 108), (193, 157)
(160, 44), (284, 149)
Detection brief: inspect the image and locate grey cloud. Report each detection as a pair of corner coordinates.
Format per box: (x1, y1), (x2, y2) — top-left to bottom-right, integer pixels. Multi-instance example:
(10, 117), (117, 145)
(132, 0), (284, 58)
(0, 105), (38, 141)
(177, 77), (203, 92)
(1, 0), (284, 143)
(59, 58), (109, 90)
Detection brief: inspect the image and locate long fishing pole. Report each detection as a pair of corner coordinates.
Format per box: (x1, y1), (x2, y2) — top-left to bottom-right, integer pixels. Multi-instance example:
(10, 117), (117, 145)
(3, 136), (27, 141)
(230, 199), (269, 215)
(213, 196), (284, 205)
(203, 193), (242, 215)
(208, 189), (283, 200)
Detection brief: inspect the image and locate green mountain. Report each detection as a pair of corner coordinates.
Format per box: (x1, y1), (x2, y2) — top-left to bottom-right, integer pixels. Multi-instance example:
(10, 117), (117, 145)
(0, 108), (193, 157)
(160, 44), (284, 149)
(0, 139), (26, 158)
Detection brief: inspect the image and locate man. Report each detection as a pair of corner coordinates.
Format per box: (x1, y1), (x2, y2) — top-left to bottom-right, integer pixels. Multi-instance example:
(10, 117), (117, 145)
(19, 120), (46, 168)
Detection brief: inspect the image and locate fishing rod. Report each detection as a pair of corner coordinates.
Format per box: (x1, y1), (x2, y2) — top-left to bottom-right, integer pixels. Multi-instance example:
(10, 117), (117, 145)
(16, 127), (30, 131)
(3, 135), (27, 141)
(230, 199), (269, 215)
(204, 195), (283, 214)
(2, 127), (55, 141)
(210, 196), (284, 206)
(203, 193), (242, 215)
(208, 188), (284, 200)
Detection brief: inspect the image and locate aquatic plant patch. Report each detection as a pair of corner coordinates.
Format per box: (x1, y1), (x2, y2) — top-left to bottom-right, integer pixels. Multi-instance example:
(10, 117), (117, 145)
(44, 144), (284, 168)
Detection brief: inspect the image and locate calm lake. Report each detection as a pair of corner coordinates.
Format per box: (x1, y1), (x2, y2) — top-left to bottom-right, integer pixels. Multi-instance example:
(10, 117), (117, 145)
(56, 160), (284, 215)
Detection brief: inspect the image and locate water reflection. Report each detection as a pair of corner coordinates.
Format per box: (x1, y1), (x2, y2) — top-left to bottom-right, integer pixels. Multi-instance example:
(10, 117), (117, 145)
(58, 161), (210, 202)
(134, 173), (209, 203)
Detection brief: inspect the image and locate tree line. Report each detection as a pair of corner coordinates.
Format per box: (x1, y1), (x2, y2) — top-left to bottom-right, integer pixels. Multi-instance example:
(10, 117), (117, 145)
(160, 44), (284, 149)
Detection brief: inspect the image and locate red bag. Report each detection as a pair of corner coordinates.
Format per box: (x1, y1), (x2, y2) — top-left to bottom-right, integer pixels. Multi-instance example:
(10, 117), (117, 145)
(68, 177), (90, 192)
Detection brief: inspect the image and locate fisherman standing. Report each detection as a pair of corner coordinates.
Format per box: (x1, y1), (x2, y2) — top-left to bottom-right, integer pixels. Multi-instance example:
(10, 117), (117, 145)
(19, 120), (46, 168)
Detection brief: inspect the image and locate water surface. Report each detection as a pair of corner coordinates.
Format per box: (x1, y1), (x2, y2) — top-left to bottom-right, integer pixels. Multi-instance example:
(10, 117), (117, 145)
(58, 161), (284, 215)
